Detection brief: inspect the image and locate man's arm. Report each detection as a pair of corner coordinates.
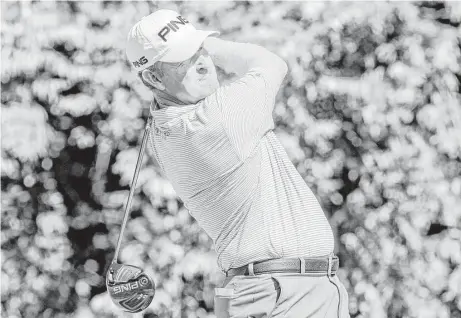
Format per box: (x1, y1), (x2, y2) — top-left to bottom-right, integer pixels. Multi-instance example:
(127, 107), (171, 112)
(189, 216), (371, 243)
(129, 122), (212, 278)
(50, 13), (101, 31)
(203, 37), (288, 160)
(203, 37), (288, 88)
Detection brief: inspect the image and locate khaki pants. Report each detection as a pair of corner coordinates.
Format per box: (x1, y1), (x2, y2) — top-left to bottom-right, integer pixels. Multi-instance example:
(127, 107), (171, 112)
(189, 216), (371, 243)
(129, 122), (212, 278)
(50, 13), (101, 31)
(214, 273), (350, 318)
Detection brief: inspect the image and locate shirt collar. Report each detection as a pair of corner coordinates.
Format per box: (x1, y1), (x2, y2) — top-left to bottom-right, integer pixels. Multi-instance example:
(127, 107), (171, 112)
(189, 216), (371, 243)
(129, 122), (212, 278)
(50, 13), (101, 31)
(150, 100), (198, 126)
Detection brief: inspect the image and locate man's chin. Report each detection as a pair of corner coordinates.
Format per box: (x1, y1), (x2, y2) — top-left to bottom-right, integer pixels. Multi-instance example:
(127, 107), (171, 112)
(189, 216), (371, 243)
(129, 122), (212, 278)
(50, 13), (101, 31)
(194, 84), (220, 102)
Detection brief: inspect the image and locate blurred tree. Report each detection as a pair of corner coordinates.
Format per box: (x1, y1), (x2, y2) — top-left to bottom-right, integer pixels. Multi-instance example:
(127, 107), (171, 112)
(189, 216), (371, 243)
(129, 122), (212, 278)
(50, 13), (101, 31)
(1, 1), (460, 318)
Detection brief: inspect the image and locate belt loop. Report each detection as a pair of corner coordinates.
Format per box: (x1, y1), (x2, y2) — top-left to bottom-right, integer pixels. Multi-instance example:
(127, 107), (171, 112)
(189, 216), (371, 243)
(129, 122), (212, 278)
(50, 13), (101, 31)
(327, 253), (333, 278)
(299, 257), (305, 274)
(248, 263), (255, 276)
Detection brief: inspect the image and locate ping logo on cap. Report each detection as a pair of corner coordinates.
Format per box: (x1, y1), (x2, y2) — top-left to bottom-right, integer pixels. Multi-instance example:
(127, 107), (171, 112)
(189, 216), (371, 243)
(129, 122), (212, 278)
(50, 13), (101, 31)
(132, 56), (148, 68)
(157, 16), (190, 42)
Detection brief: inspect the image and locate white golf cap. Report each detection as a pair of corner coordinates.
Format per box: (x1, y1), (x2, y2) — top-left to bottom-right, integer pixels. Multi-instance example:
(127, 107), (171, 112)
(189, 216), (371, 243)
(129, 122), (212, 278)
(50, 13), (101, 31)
(126, 9), (219, 72)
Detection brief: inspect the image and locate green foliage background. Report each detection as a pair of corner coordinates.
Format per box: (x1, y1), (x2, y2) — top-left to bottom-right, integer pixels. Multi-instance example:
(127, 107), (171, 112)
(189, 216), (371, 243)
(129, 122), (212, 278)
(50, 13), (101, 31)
(1, 1), (461, 318)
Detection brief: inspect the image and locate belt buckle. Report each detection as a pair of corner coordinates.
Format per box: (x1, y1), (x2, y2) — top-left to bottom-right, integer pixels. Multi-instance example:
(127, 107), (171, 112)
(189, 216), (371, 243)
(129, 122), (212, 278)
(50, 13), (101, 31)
(247, 263), (255, 276)
(299, 257), (306, 274)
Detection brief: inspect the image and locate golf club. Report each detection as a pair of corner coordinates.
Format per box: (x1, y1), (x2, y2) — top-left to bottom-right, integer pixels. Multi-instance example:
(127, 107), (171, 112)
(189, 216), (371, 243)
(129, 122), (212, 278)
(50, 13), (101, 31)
(106, 116), (156, 313)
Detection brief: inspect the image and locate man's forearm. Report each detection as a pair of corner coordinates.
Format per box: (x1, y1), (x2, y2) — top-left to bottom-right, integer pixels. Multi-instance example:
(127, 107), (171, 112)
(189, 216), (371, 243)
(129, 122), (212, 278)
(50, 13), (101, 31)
(204, 37), (288, 78)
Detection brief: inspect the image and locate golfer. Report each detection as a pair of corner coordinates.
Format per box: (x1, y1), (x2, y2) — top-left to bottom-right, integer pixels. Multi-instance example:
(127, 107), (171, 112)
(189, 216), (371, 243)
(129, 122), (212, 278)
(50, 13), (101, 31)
(126, 9), (350, 318)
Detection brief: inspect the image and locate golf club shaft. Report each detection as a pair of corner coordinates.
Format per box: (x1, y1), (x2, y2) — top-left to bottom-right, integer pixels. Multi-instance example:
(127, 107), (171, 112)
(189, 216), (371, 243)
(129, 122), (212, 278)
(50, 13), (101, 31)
(112, 116), (153, 263)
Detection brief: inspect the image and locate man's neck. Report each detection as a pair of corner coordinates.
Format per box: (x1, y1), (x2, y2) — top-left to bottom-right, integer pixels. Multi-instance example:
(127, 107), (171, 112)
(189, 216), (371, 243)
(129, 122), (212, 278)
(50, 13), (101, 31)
(154, 90), (190, 109)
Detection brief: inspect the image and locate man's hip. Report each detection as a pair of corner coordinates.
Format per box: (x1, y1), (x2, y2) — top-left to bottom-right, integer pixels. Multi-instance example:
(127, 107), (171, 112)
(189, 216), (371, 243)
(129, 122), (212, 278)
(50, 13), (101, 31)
(214, 254), (350, 318)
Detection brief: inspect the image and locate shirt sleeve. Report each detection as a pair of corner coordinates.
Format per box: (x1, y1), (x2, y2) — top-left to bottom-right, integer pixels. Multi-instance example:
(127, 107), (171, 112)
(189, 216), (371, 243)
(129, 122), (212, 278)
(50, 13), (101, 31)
(209, 64), (286, 160)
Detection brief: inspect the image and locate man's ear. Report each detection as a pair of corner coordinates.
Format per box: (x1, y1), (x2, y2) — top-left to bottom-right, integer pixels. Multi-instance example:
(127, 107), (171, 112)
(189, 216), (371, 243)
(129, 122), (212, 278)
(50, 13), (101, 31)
(142, 69), (165, 91)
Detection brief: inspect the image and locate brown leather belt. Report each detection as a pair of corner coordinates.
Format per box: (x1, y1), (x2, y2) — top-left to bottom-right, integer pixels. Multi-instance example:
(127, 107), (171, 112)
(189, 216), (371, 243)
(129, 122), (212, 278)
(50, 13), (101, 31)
(226, 256), (339, 277)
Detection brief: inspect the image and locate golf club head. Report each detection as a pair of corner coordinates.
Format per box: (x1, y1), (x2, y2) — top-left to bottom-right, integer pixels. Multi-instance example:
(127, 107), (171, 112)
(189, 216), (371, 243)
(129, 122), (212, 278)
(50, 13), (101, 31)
(106, 262), (155, 313)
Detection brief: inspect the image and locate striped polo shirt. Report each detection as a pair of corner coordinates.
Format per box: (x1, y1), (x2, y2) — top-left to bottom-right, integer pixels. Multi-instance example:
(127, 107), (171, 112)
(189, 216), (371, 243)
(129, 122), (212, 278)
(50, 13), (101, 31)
(149, 58), (334, 272)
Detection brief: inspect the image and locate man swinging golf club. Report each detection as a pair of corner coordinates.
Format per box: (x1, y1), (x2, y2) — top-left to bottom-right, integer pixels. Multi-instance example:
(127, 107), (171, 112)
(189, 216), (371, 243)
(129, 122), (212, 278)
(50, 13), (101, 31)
(119, 8), (350, 317)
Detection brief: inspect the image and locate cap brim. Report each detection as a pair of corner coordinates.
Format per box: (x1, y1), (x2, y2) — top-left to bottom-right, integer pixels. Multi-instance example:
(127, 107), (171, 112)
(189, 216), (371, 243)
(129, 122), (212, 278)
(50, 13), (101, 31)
(159, 30), (219, 63)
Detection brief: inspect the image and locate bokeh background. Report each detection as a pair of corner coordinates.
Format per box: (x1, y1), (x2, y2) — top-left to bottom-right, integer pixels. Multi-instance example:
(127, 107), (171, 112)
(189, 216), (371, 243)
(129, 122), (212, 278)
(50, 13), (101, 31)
(1, 1), (461, 317)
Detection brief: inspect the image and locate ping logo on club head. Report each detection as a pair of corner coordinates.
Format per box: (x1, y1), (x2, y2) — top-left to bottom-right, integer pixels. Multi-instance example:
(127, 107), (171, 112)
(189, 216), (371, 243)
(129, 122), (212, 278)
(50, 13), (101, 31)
(113, 281), (141, 294)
